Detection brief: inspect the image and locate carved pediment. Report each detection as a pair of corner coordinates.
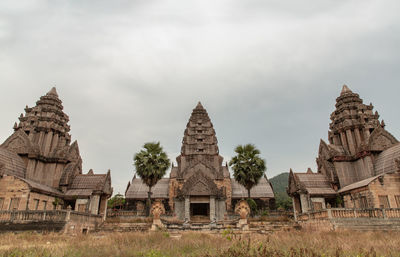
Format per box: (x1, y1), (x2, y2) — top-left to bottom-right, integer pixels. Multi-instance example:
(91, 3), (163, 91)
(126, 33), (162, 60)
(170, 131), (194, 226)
(180, 171), (221, 197)
(1, 130), (36, 155)
(368, 127), (398, 152)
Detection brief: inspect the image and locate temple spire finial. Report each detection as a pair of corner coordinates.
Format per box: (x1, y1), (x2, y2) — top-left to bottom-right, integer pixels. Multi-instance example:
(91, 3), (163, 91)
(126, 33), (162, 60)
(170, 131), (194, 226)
(47, 87), (58, 97)
(341, 84), (352, 95)
(195, 101), (205, 110)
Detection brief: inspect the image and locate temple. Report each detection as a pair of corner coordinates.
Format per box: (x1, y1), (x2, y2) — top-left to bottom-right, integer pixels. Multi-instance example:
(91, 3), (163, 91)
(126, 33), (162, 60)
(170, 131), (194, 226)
(126, 102), (274, 221)
(0, 88), (112, 217)
(288, 85), (400, 213)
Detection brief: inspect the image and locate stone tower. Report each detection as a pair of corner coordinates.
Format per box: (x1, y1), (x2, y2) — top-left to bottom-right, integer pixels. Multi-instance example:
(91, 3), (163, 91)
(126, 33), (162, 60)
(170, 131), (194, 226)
(175, 102), (225, 180)
(317, 85), (398, 187)
(169, 102), (231, 221)
(328, 85), (381, 156)
(1, 87), (82, 188)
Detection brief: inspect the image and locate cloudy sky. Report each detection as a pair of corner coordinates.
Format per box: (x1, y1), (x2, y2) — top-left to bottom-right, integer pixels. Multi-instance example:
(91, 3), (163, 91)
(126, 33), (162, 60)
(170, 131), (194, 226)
(1, 0), (399, 195)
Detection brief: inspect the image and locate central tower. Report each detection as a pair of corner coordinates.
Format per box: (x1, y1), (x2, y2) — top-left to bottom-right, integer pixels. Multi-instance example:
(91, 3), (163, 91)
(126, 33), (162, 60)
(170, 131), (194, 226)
(169, 102), (231, 222)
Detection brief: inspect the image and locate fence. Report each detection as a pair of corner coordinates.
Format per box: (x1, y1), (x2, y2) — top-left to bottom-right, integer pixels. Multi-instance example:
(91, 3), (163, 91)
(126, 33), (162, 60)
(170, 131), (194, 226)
(0, 210), (102, 223)
(297, 208), (400, 221)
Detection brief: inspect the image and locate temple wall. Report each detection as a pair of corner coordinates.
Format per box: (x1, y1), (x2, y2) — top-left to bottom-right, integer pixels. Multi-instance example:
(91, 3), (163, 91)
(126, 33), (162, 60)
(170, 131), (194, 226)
(300, 193), (310, 213)
(28, 192), (56, 211)
(334, 158), (373, 188)
(215, 178), (232, 210)
(0, 175), (30, 210)
(368, 173), (400, 208)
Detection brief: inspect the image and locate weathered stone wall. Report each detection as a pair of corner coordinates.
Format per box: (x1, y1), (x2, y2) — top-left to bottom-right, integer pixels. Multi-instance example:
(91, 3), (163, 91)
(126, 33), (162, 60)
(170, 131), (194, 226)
(0, 175), (30, 210)
(368, 173), (400, 208)
(28, 192), (56, 210)
(215, 178), (232, 210)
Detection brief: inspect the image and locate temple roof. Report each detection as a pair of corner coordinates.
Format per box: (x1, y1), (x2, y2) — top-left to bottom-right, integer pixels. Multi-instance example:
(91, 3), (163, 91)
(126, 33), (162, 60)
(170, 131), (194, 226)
(338, 174), (381, 193)
(125, 178), (169, 199)
(66, 170), (112, 197)
(20, 177), (64, 197)
(0, 147), (26, 178)
(374, 143), (400, 175)
(289, 170), (336, 196)
(231, 177), (274, 199)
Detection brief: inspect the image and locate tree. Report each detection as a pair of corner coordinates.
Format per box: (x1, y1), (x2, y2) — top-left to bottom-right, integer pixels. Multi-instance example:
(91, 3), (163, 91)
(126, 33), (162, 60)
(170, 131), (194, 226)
(134, 142), (170, 216)
(107, 193), (126, 210)
(229, 144), (266, 199)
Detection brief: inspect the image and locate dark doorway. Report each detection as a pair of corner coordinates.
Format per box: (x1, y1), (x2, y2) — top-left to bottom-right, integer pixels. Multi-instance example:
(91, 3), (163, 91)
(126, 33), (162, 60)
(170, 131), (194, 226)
(190, 203), (209, 217)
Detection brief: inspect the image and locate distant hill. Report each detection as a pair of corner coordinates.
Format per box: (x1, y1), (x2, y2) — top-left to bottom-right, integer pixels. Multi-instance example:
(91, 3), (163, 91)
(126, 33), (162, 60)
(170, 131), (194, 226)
(269, 172), (289, 194)
(269, 172), (291, 210)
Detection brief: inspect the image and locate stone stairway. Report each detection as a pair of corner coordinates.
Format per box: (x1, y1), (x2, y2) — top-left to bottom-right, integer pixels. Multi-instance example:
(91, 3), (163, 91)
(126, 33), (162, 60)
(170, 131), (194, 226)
(98, 222), (151, 232)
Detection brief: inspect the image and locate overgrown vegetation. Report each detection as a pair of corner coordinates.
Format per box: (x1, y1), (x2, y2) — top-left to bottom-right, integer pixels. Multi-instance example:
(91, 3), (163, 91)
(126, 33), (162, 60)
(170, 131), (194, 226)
(0, 231), (399, 257)
(107, 193), (126, 209)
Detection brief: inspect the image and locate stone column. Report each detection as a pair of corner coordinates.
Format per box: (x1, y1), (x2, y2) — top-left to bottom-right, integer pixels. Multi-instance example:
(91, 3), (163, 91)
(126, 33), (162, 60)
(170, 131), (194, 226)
(300, 193), (310, 213)
(292, 197), (297, 221)
(184, 197), (190, 222)
(346, 130), (356, 155)
(210, 196), (216, 222)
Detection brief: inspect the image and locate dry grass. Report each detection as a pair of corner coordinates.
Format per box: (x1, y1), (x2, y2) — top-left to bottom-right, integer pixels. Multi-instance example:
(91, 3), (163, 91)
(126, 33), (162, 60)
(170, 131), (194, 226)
(0, 230), (399, 257)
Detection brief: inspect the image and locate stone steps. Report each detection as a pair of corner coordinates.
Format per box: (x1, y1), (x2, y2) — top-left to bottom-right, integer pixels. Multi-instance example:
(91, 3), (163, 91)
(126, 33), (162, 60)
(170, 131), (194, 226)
(98, 222), (151, 232)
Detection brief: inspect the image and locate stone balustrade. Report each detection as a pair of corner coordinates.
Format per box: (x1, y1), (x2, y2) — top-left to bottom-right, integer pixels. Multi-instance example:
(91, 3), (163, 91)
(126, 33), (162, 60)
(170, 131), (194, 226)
(0, 210), (67, 222)
(297, 208), (400, 221)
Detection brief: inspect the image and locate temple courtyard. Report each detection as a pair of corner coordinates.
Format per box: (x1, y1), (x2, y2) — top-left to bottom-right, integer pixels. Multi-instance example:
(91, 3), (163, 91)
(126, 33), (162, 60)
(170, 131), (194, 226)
(0, 230), (399, 257)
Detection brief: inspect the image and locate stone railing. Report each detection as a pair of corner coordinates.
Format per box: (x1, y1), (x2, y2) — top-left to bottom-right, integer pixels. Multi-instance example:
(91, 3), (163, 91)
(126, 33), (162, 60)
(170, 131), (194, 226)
(0, 210), (67, 222)
(297, 208), (400, 221)
(0, 210), (102, 223)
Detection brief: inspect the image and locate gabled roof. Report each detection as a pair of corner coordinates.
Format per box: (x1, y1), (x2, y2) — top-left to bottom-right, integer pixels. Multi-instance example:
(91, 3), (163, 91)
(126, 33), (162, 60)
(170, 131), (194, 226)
(20, 177), (64, 197)
(338, 174), (381, 193)
(374, 143), (400, 175)
(231, 177), (274, 199)
(66, 170), (112, 197)
(125, 178), (169, 199)
(289, 170), (336, 196)
(0, 147), (26, 178)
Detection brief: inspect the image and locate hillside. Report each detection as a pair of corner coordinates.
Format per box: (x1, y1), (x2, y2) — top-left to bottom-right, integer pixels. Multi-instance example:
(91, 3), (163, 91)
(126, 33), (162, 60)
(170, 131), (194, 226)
(269, 172), (292, 210)
(269, 172), (289, 194)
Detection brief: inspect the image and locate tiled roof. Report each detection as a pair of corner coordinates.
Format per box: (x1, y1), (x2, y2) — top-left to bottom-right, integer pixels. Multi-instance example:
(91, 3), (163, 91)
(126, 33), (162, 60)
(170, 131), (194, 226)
(0, 147), (26, 178)
(338, 175), (381, 193)
(374, 143), (400, 175)
(69, 174), (107, 190)
(295, 173), (336, 195)
(231, 177), (275, 199)
(65, 189), (93, 197)
(20, 177), (63, 197)
(125, 178), (169, 199)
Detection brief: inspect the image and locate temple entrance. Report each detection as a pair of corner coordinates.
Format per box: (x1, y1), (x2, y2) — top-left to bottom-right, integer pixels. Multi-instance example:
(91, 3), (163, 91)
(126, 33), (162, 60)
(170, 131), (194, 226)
(190, 203), (209, 222)
(191, 203), (209, 216)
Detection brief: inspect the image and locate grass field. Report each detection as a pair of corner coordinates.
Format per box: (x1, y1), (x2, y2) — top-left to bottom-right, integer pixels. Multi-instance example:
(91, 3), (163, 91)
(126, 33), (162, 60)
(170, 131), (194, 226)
(0, 230), (399, 257)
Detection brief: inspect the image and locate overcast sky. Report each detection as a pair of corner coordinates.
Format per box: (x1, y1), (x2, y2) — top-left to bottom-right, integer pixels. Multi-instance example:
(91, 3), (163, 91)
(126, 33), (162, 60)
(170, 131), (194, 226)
(1, 0), (399, 195)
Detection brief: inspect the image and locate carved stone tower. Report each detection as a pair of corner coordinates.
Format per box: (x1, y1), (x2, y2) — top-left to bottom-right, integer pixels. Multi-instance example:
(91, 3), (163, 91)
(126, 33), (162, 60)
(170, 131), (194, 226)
(328, 85), (381, 156)
(317, 85), (398, 187)
(2, 87), (82, 188)
(169, 102), (231, 222)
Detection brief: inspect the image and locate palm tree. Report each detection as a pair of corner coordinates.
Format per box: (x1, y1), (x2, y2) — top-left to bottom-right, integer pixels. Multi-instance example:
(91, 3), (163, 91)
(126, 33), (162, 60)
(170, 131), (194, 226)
(229, 144), (266, 199)
(134, 142), (170, 216)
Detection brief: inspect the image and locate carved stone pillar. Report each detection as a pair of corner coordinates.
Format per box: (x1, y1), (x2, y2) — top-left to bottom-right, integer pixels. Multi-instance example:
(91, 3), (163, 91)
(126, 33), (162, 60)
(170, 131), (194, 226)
(184, 197), (190, 222)
(210, 196), (216, 222)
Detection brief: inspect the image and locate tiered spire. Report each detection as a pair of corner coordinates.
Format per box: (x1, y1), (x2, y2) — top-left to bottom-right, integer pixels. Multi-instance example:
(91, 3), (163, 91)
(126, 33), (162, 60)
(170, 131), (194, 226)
(181, 102), (219, 155)
(328, 85), (381, 155)
(15, 87), (71, 156)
